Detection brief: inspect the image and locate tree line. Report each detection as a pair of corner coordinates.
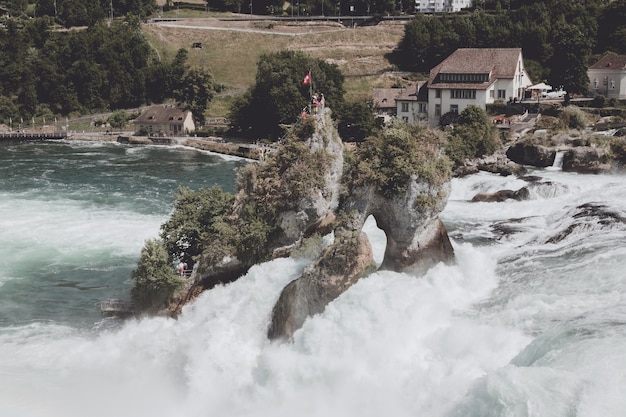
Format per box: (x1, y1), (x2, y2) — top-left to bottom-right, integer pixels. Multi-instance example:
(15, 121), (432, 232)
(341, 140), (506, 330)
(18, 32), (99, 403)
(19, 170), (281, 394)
(393, 0), (626, 95)
(0, 15), (214, 126)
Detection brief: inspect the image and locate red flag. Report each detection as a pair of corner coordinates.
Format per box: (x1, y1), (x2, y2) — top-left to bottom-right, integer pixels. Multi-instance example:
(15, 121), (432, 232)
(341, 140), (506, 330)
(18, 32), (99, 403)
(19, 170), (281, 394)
(303, 71), (311, 85)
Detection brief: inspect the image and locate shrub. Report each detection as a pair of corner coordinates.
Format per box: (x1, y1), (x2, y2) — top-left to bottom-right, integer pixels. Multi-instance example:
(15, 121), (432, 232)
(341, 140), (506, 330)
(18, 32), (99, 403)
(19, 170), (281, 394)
(131, 239), (185, 313)
(444, 105), (499, 167)
(347, 120), (450, 198)
(560, 106), (588, 130)
(160, 186), (235, 267)
(591, 94), (607, 108)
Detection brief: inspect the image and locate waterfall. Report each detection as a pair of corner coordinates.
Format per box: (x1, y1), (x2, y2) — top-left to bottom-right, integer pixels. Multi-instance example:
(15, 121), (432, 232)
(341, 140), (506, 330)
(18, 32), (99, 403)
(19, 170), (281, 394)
(551, 150), (565, 170)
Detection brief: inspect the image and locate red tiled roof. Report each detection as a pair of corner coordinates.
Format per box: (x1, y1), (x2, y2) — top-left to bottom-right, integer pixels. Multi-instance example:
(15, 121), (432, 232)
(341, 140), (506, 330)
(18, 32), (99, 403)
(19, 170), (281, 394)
(429, 48), (522, 89)
(589, 54), (626, 70)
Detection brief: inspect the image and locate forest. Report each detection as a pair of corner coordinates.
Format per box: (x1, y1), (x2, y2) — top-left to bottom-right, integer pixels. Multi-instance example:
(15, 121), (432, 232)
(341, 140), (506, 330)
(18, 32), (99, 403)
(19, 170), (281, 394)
(0, 14), (214, 126)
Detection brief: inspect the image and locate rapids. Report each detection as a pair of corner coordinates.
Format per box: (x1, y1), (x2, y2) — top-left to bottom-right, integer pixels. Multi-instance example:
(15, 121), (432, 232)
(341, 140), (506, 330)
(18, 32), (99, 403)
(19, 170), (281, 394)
(1, 141), (625, 417)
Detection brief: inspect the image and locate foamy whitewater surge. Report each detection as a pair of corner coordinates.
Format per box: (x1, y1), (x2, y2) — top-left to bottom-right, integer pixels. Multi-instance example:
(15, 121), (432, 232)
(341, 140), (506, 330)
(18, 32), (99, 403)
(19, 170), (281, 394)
(0, 243), (526, 417)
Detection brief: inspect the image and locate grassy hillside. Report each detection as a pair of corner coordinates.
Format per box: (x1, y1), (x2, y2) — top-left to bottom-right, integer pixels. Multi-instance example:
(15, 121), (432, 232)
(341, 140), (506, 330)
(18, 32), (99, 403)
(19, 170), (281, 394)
(141, 16), (411, 117)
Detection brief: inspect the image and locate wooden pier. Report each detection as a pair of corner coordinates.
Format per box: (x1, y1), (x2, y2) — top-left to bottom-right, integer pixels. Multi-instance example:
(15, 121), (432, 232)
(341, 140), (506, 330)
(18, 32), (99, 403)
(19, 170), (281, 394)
(0, 132), (67, 142)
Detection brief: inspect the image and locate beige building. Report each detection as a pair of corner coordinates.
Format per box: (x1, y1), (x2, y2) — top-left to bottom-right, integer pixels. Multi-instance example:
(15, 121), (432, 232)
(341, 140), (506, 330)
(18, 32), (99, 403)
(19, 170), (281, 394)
(133, 105), (195, 137)
(588, 54), (626, 100)
(427, 48), (533, 126)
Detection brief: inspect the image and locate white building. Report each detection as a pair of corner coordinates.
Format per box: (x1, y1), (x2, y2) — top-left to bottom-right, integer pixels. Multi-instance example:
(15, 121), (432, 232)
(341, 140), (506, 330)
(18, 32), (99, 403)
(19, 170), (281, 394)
(588, 54), (626, 100)
(133, 105), (195, 136)
(426, 48), (533, 126)
(415, 0), (472, 13)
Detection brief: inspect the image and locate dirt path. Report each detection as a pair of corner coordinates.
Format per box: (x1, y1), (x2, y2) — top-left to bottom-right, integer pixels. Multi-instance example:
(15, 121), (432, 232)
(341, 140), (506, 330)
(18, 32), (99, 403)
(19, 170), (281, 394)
(151, 17), (347, 36)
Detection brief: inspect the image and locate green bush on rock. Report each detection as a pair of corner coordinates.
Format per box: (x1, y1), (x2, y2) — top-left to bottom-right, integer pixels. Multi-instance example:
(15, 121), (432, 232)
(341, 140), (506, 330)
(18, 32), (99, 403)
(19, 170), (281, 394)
(131, 239), (185, 313)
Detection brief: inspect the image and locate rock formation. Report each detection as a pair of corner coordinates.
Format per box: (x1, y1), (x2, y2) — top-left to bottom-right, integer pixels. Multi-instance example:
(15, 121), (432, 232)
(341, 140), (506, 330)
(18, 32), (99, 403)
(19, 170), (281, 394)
(506, 141), (556, 167)
(267, 229), (377, 340)
(166, 109), (455, 339)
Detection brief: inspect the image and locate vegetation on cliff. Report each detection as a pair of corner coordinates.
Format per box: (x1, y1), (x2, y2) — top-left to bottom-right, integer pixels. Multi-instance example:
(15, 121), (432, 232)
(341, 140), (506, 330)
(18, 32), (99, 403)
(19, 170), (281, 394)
(131, 116), (338, 310)
(344, 120), (451, 199)
(131, 239), (185, 313)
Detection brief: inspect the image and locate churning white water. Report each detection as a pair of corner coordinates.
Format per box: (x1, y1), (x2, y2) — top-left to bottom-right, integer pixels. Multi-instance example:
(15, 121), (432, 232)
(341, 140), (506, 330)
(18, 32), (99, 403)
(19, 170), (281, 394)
(1, 142), (626, 417)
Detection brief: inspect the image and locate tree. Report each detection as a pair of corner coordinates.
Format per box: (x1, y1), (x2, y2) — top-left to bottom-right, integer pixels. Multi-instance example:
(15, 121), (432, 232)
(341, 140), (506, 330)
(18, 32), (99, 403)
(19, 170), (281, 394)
(108, 110), (129, 129)
(229, 50), (345, 140)
(346, 120), (450, 199)
(548, 21), (593, 95)
(130, 239), (185, 313)
(445, 105), (498, 167)
(596, 0), (626, 54)
(336, 100), (378, 142)
(160, 186), (235, 269)
(175, 68), (215, 126)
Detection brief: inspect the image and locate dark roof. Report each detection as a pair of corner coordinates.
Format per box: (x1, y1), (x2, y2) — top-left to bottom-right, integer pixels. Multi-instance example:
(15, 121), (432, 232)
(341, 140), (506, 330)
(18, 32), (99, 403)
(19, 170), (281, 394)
(134, 105), (191, 124)
(372, 88), (400, 109)
(589, 54), (626, 70)
(429, 48), (522, 89)
(395, 81), (428, 101)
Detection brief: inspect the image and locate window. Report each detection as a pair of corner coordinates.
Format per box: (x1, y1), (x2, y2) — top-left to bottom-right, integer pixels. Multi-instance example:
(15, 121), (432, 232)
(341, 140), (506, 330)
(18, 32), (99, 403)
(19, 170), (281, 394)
(435, 104), (441, 117)
(450, 105), (458, 114)
(402, 116), (409, 122)
(450, 89), (476, 99)
(497, 89), (506, 99)
(435, 89), (441, 98)
(439, 73), (489, 83)
(401, 102), (409, 112)
(418, 103), (427, 113)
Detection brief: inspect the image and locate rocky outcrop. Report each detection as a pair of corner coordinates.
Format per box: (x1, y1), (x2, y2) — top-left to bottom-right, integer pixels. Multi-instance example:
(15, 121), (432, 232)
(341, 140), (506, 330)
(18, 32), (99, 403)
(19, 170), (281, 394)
(167, 109), (455, 338)
(268, 230), (376, 340)
(562, 147), (612, 174)
(267, 121), (455, 339)
(455, 149), (527, 177)
(471, 188), (530, 202)
(340, 177), (454, 275)
(506, 141), (556, 167)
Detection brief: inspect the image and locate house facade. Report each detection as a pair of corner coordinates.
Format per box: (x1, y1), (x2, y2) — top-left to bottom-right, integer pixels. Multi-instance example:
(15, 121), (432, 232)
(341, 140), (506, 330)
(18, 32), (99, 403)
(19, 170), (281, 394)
(588, 54), (626, 100)
(372, 88), (401, 124)
(395, 81), (429, 123)
(426, 48), (533, 126)
(133, 105), (195, 136)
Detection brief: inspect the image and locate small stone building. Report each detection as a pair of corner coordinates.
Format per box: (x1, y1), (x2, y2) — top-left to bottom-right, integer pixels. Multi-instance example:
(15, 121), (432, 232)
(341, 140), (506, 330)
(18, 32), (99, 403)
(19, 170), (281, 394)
(133, 105), (195, 137)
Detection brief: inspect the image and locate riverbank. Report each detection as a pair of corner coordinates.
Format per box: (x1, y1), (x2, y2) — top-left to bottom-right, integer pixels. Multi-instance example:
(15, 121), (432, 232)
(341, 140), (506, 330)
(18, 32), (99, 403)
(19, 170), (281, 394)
(65, 131), (267, 160)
